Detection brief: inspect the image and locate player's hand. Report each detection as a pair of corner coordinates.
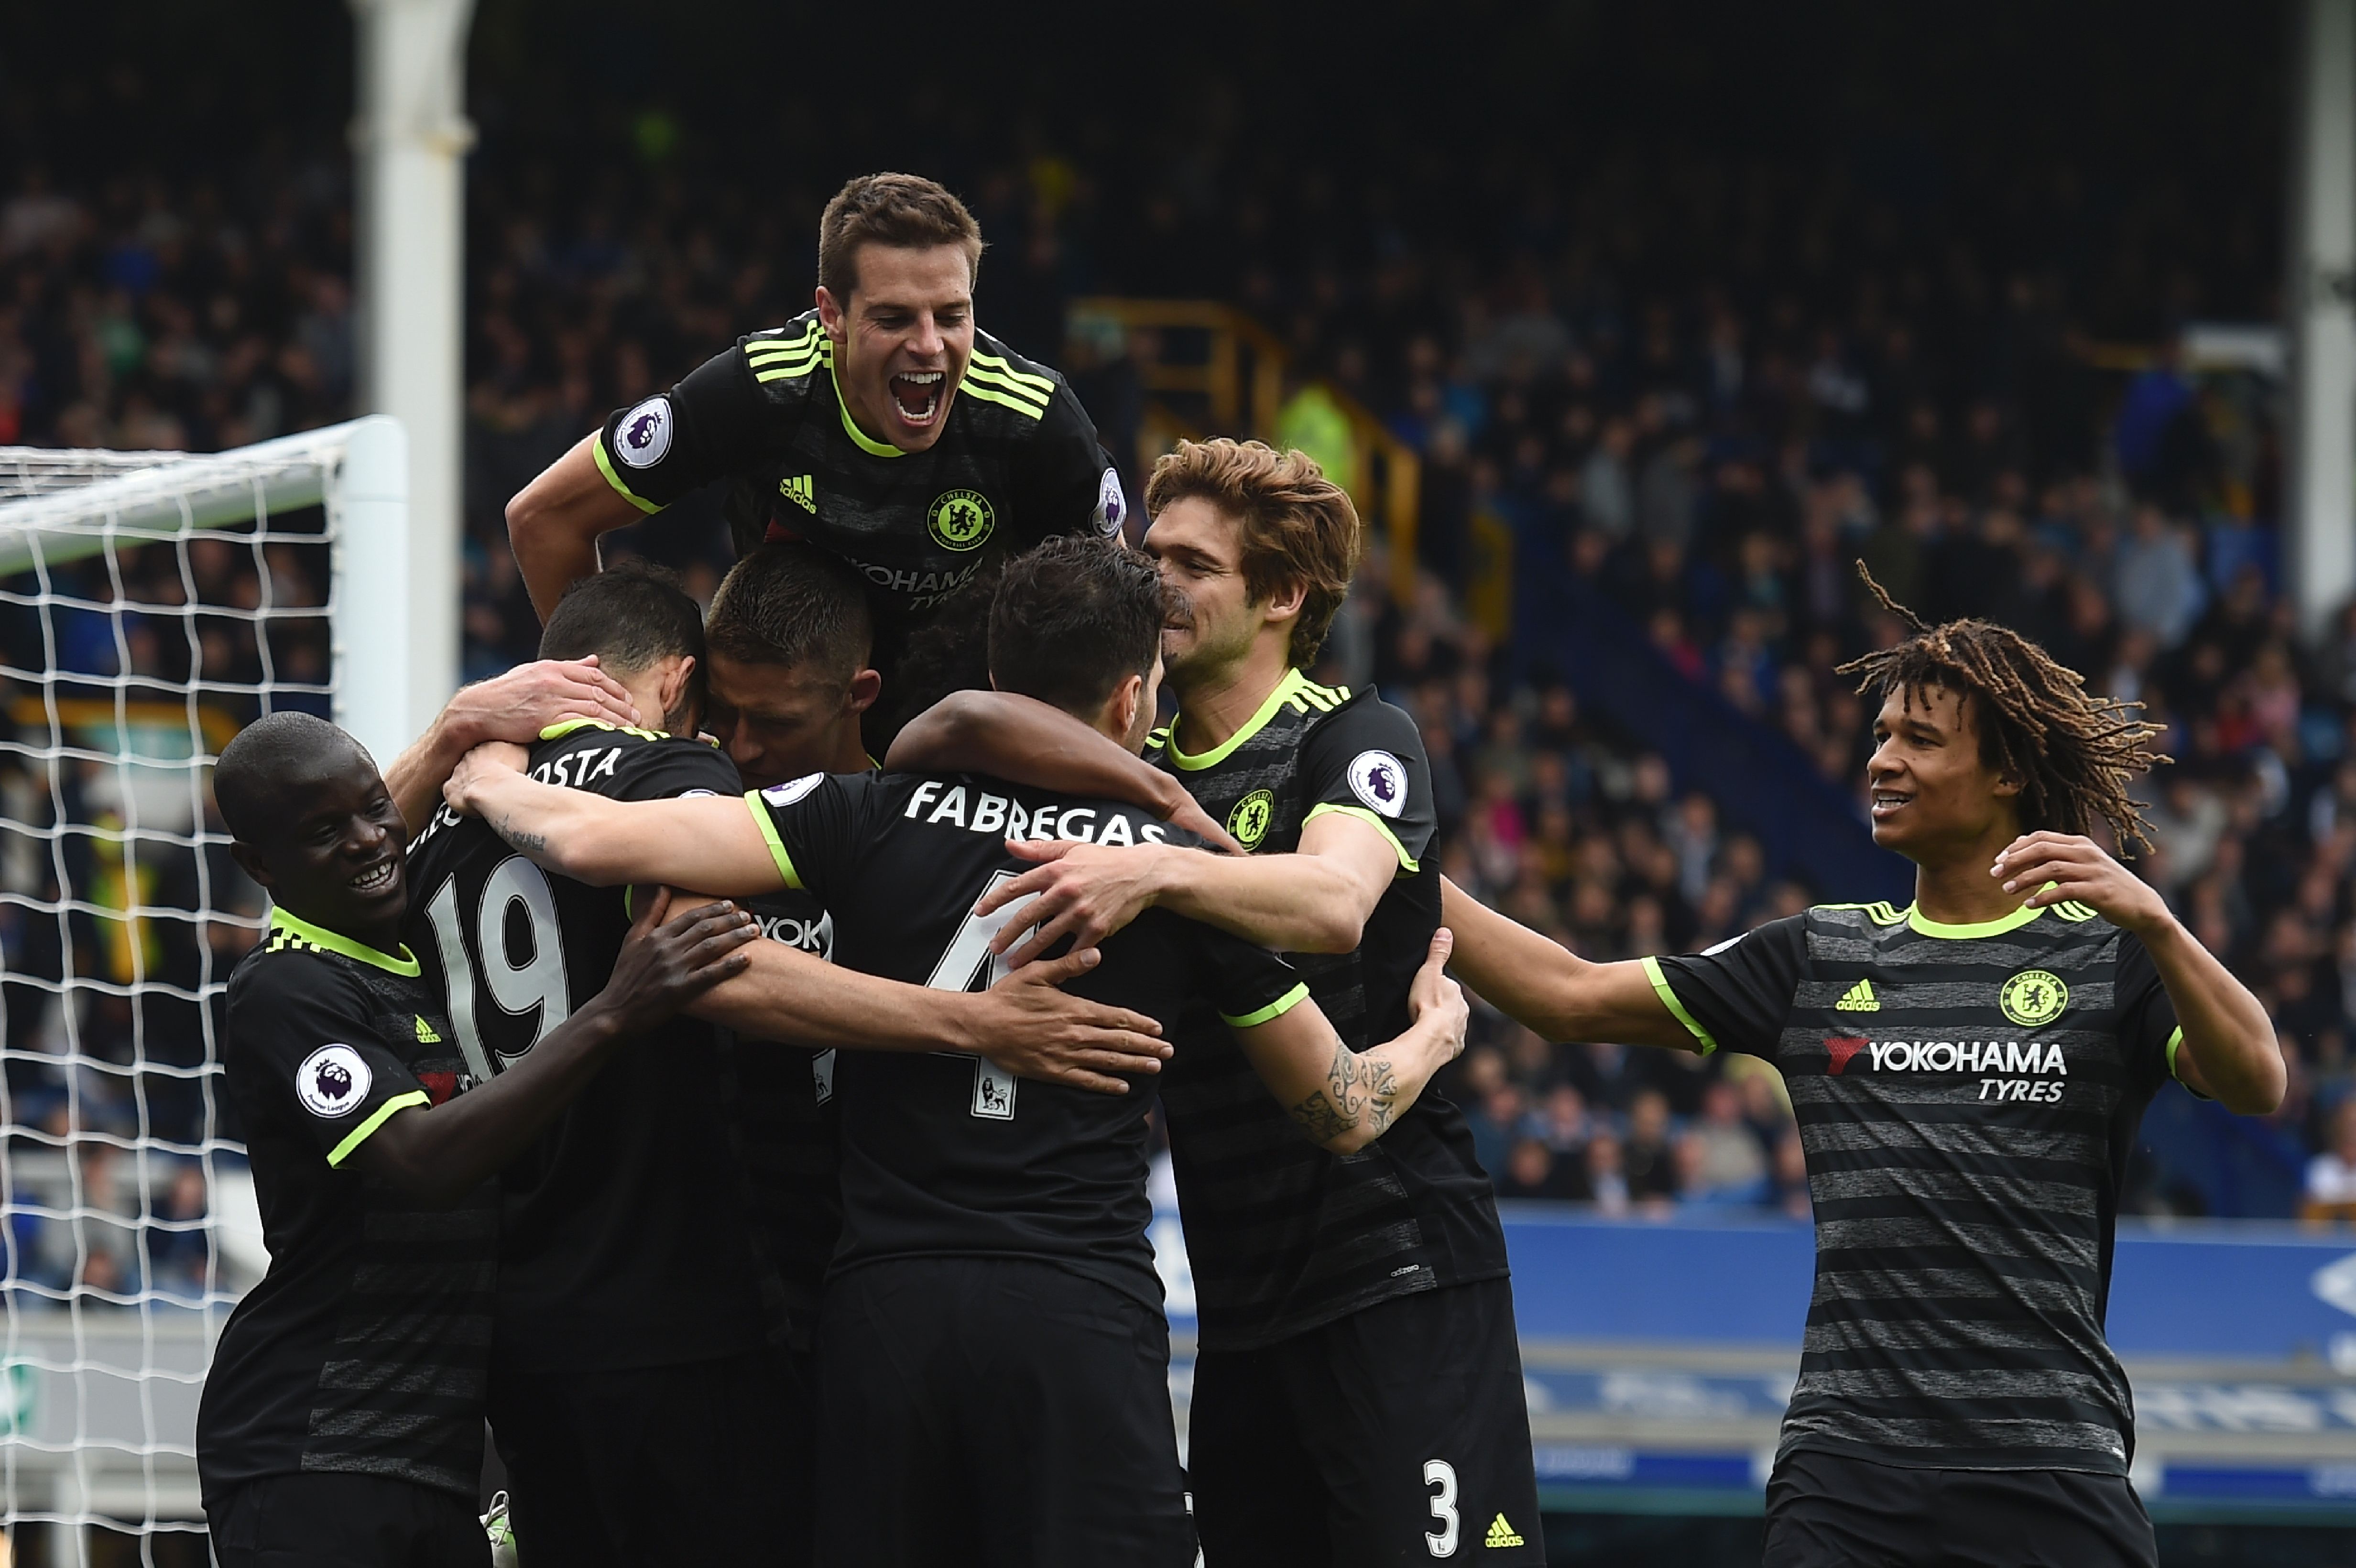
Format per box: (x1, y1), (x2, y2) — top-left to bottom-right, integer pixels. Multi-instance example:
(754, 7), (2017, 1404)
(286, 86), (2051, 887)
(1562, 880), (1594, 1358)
(1407, 928), (1470, 1061)
(981, 840), (1167, 967)
(594, 887), (757, 1033)
(443, 741), (534, 815)
(969, 947), (1171, 1095)
(1991, 832), (2170, 935)
(442, 656), (639, 749)
(1166, 793), (1246, 856)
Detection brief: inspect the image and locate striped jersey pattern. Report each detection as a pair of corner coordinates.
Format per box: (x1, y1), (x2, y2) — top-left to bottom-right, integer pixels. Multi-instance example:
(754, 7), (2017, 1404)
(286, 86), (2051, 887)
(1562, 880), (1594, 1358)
(202, 939), (496, 1501)
(1146, 673), (1509, 1350)
(1652, 900), (2186, 1474)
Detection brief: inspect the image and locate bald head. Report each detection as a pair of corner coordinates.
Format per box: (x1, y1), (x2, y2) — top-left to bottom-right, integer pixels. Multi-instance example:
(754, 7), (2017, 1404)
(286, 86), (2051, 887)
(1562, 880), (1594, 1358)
(216, 712), (372, 850)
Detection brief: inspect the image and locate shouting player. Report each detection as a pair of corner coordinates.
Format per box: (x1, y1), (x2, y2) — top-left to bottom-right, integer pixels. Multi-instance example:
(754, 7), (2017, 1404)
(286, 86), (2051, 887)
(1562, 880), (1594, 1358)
(892, 439), (1542, 1565)
(504, 172), (1127, 715)
(1439, 570), (2284, 1568)
(443, 537), (1472, 1566)
(197, 713), (755, 1568)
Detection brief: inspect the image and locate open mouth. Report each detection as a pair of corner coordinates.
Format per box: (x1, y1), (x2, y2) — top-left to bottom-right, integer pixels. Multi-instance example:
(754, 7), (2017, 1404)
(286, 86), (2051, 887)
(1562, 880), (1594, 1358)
(1869, 789), (1913, 819)
(888, 370), (945, 426)
(349, 859), (398, 895)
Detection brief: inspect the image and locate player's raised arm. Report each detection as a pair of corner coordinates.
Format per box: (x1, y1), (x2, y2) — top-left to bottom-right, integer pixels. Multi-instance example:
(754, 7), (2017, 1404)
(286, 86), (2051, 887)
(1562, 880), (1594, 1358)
(506, 435), (648, 622)
(1231, 929), (1471, 1152)
(1992, 830), (2283, 1113)
(446, 741), (784, 897)
(1439, 877), (1710, 1053)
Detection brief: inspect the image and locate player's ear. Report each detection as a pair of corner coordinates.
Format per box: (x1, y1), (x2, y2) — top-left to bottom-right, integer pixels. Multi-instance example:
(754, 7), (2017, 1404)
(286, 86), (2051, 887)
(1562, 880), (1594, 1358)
(1109, 672), (1144, 738)
(815, 287), (846, 340)
(655, 655), (697, 735)
(1261, 576), (1307, 627)
(229, 838), (279, 894)
(845, 666), (883, 716)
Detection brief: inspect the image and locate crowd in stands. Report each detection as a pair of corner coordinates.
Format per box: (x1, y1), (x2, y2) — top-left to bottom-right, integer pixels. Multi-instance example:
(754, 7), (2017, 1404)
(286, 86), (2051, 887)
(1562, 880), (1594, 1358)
(0, 94), (2350, 1297)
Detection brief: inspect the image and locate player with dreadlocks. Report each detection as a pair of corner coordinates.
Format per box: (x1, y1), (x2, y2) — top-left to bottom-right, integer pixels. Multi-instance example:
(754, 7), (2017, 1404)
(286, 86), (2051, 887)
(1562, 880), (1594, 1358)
(1435, 563), (2283, 1567)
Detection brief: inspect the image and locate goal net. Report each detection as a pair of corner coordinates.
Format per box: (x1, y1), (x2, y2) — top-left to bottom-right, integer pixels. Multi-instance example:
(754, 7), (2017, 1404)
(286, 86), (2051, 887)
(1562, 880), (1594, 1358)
(0, 417), (409, 1565)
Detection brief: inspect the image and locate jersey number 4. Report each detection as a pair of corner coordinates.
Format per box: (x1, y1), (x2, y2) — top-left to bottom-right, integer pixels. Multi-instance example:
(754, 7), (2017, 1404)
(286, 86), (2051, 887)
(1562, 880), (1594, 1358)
(926, 870), (1040, 1122)
(421, 858), (572, 1079)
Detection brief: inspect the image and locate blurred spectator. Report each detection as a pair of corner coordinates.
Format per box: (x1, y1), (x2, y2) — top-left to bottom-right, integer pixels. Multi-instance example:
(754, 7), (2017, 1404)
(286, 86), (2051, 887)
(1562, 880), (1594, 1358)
(1623, 1089), (1680, 1211)
(2303, 1100), (2356, 1219)
(1686, 1081), (1769, 1201)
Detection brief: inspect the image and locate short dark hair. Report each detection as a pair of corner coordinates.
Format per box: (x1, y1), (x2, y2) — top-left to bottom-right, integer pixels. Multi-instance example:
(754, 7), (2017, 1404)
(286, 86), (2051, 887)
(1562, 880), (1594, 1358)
(817, 173), (984, 303)
(989, 538), (1161, 716)
(215, 711), (364, 847)
(705, 543), (873, 687)
(539, 564), (708, 692)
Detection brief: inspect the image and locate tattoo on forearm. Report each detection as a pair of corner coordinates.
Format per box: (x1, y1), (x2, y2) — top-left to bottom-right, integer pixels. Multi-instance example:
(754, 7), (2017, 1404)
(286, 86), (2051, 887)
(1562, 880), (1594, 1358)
(1287, 1089), (1353, 1143)
(1361, 1054), (1401, 1135)
(490, 812), (548, 856)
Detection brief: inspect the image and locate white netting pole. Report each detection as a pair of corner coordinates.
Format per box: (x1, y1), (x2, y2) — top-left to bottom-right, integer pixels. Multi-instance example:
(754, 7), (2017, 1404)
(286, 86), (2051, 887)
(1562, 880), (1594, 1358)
(331, 416), (413, 771)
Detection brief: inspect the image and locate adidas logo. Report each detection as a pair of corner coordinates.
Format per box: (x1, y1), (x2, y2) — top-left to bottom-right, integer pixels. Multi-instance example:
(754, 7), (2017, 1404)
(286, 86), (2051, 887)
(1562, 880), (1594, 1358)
(1834, 978), (1878, 1012)
(779, 474), (816, 513)
(414, 1016), (443, 1044)
(1484, 1513), (1525, 1548)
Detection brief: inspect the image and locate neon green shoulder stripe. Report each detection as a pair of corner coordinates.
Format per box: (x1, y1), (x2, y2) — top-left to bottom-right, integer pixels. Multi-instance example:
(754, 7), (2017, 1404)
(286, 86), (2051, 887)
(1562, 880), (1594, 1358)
(1221, 982), (1309, 1030)
(959, 381), (1049, 420)
(968, 348), (1055, 395)
(963, 362), (1050, 406)
(592, 436), (663, 515)
(1640, 955), (1717, 1055)
(1167, 669), (1307, 771)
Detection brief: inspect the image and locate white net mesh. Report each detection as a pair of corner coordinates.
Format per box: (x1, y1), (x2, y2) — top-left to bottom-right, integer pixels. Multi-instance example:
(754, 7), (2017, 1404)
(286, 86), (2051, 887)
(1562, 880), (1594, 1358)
(0, 427), (372, 1565)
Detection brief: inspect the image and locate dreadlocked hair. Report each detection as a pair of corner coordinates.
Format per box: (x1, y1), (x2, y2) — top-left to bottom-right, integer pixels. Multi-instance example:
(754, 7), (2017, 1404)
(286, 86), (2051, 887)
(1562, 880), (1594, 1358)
(1836, 562), (2170, 853)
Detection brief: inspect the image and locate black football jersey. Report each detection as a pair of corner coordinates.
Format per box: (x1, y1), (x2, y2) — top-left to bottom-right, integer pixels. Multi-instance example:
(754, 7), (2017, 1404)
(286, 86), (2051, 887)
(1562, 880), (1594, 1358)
(403, 719), (767, 1372)
(198, 908), (491, 1504)
(1145, 669), (1510, 1349)
(1652, 899), (2192, 1475)
(593, 311), (1124, 669)
(725, 884), (843, 1350)
(744, 769), (1306, 1310)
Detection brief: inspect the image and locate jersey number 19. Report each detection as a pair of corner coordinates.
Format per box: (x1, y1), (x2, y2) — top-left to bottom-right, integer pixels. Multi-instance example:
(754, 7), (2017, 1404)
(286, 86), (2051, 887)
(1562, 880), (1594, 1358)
(420, 857), (573, 1079)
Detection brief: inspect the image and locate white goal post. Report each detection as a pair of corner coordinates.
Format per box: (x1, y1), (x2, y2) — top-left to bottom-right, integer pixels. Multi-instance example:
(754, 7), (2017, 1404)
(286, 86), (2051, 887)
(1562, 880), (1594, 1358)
(0, 417), (416, 1563)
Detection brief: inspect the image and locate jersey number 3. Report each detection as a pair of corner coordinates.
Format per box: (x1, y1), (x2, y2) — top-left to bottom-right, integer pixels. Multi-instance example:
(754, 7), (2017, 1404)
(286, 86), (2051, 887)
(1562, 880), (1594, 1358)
(421, 857), (572, 1078)
(926, 870), (1040, 1122)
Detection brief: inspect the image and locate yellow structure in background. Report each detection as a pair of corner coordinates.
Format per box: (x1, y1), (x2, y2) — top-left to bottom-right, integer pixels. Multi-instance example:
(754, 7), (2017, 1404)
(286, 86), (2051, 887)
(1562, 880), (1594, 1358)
(1067, 299), (1422, 604)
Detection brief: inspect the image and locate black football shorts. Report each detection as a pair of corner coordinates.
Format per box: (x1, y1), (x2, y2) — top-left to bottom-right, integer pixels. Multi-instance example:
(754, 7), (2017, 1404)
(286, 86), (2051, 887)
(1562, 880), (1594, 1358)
(1186, 1277), (1544, 1566)
(1765, 1447), (2158, 1568)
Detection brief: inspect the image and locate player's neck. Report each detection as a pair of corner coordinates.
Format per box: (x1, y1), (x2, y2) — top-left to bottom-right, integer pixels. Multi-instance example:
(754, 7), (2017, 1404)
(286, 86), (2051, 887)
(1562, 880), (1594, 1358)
(820, 717), (873, 773)
(1908, 821), (2029, 927)
(618, 673), (673, 736)
(1172, 643), (1293, 754)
